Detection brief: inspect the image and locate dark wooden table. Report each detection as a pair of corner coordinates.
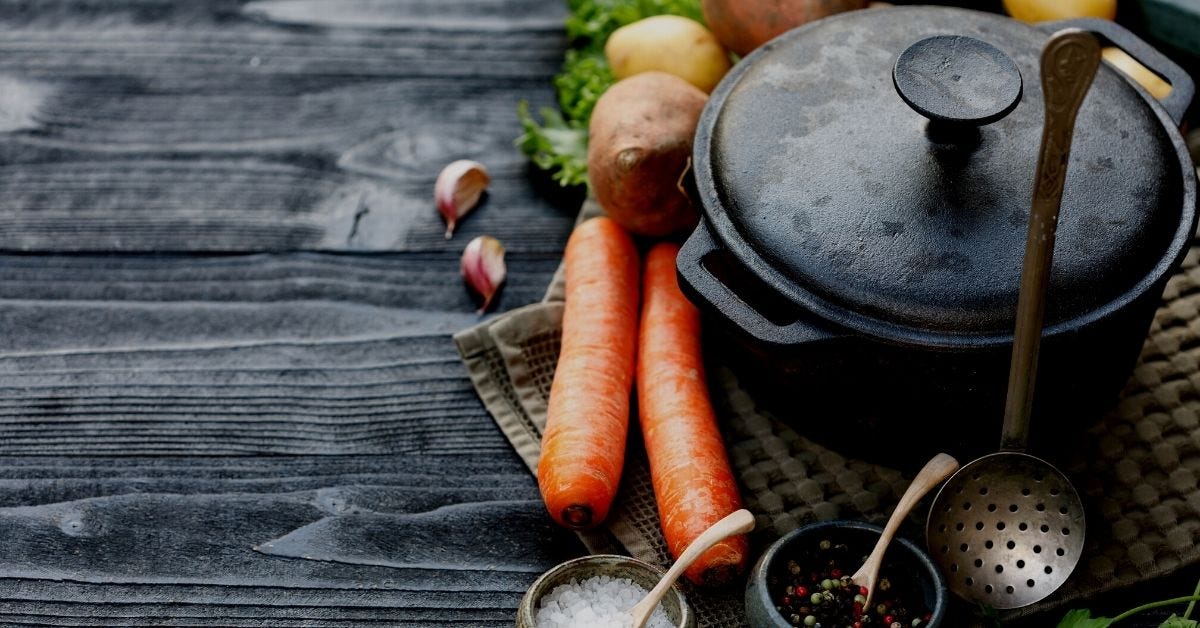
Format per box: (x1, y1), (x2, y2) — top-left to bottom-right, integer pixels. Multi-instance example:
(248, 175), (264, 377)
(0, 1), (1192, 626)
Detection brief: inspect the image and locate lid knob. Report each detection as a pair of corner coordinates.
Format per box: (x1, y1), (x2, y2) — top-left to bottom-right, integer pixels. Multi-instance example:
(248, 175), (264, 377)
(893, 35), (1023, 144)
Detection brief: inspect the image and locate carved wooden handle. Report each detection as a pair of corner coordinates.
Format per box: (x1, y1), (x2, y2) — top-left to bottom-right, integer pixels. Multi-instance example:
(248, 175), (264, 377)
(1001, 29), (1101, 451)
(1033, 30), (1103, 205)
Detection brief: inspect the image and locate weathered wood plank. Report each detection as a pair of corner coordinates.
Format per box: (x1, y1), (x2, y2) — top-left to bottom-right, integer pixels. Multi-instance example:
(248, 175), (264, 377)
(0, 251), (561, 312)
(0, 330), (506, 455)
(0, 249), (560, 456)
(0, 0), (577, 253)
(0, 0), (585, 625)
(0, 249), (575, 622)
(0, 452), (583, 626)
(0, 472), (582, 626)
(0, 454), (538, 507)
(0, 492), (575, 582)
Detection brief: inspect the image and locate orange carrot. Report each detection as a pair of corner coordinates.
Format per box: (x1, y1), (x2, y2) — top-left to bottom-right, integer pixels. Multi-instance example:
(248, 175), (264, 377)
(638, 241), (748, 587)
(538, 216), (640, 529)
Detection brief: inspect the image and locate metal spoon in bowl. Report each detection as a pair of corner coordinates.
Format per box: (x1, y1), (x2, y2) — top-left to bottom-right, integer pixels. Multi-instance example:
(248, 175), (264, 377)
(925, 28), (1100, 609)
(629, 509), (756, 628)
(851, 453), (960, 609)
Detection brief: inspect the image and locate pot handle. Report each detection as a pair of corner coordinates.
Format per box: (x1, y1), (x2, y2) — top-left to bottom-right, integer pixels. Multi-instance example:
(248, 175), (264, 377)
(1040, 18), (1194, 126)
(677, 221), (837, 348)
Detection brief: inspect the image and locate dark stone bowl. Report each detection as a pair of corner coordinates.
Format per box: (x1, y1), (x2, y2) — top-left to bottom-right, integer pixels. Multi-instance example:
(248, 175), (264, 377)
(745, 520), (948, 628)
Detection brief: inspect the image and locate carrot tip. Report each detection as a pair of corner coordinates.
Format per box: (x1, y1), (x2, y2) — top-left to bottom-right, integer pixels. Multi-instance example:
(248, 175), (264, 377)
(562, 505), (593, 529)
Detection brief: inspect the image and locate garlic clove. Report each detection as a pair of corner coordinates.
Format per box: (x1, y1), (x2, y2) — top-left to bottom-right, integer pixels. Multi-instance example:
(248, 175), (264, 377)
(461, 235), (506, 314)
(435, 159), (490, 239)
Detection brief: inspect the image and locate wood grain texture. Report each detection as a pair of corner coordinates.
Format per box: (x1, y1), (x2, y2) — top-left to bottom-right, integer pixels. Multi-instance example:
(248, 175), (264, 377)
(0, 246), (585, 624)
(0, 0), (586, 624)
(0, 0), (575, 252)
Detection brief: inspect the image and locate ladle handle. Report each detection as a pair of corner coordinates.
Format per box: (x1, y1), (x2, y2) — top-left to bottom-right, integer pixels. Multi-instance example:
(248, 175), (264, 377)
(1001, 29), (1100, 451)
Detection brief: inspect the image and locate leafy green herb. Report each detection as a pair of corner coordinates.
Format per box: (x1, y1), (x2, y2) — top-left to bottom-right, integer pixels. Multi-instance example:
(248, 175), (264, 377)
(1056, 588), (1200, 627)
(1057, 609), (1113, 628)
(516, 102), (589, 188)
(515, 0), (704, 188)
(564, 0), (705, 50)
(555, 50), (614, 125)
(978, 603), (1003, 628)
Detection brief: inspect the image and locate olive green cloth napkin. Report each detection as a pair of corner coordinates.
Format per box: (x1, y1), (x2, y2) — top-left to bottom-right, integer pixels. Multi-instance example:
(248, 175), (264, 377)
(454, 198), (1200, 627)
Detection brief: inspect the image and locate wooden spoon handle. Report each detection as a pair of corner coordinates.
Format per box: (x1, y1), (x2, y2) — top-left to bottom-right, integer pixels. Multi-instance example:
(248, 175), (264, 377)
(853, 453), (959, 606)
(629, 509), (756, 628)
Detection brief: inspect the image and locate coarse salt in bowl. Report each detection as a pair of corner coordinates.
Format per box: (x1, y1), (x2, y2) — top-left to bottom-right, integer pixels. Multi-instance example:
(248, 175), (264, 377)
(534, 574), (673, 628)
(515, 555), (695, 628)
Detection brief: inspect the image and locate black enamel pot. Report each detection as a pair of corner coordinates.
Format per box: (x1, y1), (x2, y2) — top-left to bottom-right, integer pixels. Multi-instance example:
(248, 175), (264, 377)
(678, 7), (1198, 463)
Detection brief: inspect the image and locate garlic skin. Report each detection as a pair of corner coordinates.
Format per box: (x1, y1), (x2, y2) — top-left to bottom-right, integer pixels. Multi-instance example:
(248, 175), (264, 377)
(435, 159), (490, 239)
(461, 235), (507, 313)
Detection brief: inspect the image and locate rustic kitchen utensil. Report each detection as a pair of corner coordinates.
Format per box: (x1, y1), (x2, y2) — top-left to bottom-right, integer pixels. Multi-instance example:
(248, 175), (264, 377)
(745, 520), (949, 628)
(924, 29), (1099, 609)
(678, 6), (1198, 462)
(852, 453), (959, 608)
(629, 509), (755, 628)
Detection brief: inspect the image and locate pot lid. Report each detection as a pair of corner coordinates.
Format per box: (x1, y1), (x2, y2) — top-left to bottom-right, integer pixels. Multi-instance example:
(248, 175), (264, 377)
(696, 6), (1189, 338)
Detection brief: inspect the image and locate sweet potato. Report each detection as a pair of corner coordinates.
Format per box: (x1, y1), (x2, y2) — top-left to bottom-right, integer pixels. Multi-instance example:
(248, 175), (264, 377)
(587, 72), (707, 237)
(701, 0), (867, 57)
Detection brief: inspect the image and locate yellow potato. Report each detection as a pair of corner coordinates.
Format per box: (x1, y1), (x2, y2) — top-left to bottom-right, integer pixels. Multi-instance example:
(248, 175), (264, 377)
(605, 15), (731, 94)
(1002, 0), (1116, 22)
(1102, 47), (1173, 100)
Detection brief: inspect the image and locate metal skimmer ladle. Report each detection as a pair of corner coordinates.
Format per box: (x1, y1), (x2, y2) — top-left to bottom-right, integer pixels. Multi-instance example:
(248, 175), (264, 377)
(925, 29), (1100, 609)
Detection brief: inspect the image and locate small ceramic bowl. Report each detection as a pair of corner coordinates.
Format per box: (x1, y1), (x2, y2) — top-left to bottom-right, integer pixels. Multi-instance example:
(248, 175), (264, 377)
(745, 520), (948, 628)
(516, 554), (695, 628)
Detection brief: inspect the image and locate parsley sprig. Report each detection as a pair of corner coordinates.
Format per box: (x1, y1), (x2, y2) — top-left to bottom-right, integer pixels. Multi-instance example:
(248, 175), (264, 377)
(1056, 576), (1200, 627)
(515, 0), (704, 188)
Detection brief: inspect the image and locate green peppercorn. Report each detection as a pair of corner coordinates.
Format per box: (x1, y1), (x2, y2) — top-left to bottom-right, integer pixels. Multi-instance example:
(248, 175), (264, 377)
(811, 593), (823, 605)
(804, 615), (817, 627)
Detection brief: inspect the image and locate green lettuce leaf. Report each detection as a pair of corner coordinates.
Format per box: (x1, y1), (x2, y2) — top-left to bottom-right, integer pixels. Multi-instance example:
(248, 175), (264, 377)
(516, 101), (589, 188)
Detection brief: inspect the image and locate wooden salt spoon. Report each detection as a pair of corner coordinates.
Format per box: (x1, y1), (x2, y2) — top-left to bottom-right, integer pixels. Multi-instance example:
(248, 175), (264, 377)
(851, 453), (960, 608)
(629, 509), (756, 628)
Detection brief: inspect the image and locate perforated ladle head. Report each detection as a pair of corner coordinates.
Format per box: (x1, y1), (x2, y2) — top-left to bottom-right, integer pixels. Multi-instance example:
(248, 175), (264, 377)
(924, 29), (1099, 609)
(926, 453), (1086, 607)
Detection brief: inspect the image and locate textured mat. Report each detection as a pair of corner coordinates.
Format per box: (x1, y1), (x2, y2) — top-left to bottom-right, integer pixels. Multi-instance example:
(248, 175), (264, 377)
(454, 198), (1200, 627)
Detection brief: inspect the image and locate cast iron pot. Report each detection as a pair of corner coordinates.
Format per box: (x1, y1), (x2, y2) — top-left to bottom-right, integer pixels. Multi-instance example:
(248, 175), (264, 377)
(677, 7), (1198, 463)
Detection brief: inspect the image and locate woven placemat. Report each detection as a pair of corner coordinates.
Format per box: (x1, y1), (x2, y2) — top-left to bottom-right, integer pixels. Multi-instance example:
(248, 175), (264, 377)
(454, 198), (1200, 627)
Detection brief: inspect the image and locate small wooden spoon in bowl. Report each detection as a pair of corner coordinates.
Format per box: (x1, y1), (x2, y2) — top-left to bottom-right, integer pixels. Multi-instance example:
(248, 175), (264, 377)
(851, 453), (960, 608)
(629, 509), (757, 628)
